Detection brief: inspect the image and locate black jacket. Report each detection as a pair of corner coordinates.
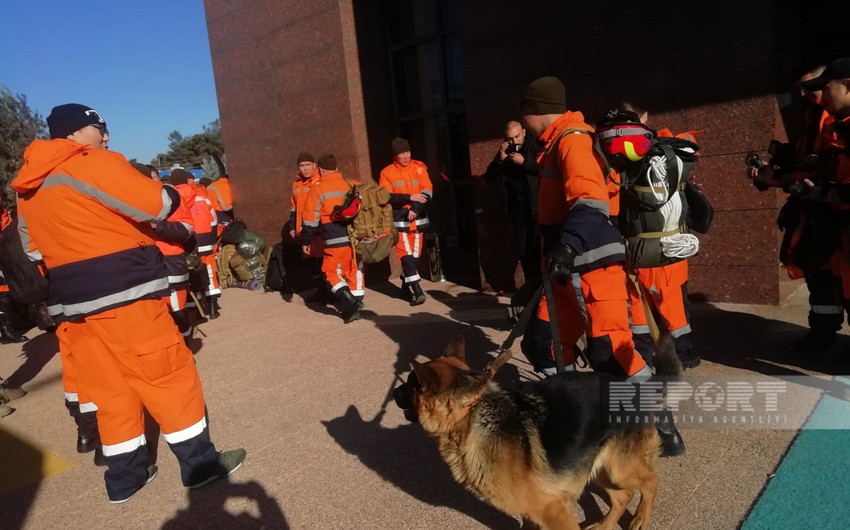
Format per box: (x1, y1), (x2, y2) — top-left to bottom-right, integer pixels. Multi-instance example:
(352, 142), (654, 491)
(486, 137), (542, 217)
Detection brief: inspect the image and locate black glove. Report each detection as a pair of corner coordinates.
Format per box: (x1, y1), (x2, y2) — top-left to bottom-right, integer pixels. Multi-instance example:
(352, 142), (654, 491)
(545, 244), (576, 285)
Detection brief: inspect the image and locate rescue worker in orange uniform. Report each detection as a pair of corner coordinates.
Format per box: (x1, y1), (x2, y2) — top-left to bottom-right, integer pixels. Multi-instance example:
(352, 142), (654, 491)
(13, 103), (245, 503)
(170, 169), (221, 320)
(379, 137), (432, 306)
(132, 163), (195, 341)
(300, 154), (364, 323)
(801, 58), (850, 336)
(750, 63), (844, 353)
(0, 208), (29, 344)
(204, 174), (234, 233)
(611, 103), (701, 368)
(289, 152), (327, 298)
(521, 78), (684, 456)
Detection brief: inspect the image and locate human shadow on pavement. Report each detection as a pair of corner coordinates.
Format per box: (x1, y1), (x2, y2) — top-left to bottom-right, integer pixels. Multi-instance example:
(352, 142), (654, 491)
(4, 331), (58, 389)
(362, 311), (521, 389)
(323, 405), (519, 529)
(426, 289), (513, 332)
(691, 303), (850, 395)
(160, 479), (289, 530)
(0, 428), (49, 530)
(324, 405), (608, 529)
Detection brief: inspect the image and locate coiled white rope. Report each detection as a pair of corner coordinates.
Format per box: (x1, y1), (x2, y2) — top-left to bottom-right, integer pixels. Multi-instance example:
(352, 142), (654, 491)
(646, 153), (699, 259)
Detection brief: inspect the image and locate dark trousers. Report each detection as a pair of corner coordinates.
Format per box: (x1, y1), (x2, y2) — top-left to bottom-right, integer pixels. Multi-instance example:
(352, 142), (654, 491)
(512, 209), (540, 281)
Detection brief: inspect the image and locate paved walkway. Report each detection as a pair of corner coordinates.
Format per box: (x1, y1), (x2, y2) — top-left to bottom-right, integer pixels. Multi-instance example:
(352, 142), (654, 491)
(1, 280), (848, 529)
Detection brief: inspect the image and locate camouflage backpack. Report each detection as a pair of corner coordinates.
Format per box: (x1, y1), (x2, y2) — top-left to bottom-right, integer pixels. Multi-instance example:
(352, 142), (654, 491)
(347, 181), (398, 263)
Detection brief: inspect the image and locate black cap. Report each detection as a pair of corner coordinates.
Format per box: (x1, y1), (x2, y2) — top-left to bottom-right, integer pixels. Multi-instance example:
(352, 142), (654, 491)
(297, 151), (315, 164)
(47, 103), (107, 139)
(801, 58), (850, 90)
(521, 77), (567, 115)
(170, 169), (193, 185)
(317, 154), (337, 170)
(390, 137), (411, 156)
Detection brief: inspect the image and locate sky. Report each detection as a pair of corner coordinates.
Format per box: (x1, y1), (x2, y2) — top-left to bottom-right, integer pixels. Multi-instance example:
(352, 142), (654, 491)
(0, 1), (220, 165)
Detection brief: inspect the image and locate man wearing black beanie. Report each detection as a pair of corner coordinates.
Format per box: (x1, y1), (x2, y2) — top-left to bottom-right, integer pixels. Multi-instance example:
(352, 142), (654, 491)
(379, 137), (432, 306)
(12, 103), (246, 503)
(521, 78), (686, 457)
(298, 154), (365, 323)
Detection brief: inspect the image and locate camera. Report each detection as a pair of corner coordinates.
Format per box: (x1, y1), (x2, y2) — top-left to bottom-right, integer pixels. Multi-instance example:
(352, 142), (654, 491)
(505, 143), (520, 155)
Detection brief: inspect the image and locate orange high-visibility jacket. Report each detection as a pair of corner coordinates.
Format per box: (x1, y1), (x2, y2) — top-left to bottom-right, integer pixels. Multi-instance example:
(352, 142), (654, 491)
(206, 177), (233, 224)
(536, 111), (625, 272)
(177, 182), (217, 256)
(12, 139), (176, 321)
(290, 172), (321, 236)
(154, 192), (194, 285)
(300, 171), (360, 248)
(379, 160), (432, 232)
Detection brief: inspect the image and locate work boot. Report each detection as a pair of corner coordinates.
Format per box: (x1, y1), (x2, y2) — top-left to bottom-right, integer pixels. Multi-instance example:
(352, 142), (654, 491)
(794, 329), (836, 353)
(0, 322), (28, 344)
(408, 281), (426, 306)
(188, 448), (247, 489)
(207, 298), (220, 320)
(400, 280), (412, 301)
(678, 349), (702, 369)
(656, 410), (686, 457)
(337, 288), (364, 324)
(77, 423), (100, 454)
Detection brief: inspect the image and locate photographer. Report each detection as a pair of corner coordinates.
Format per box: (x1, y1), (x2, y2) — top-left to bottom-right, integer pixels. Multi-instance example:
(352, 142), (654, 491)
(747, 61), (843, 353)
(486, 120), (543, 281)
(802, 57), (850, 345)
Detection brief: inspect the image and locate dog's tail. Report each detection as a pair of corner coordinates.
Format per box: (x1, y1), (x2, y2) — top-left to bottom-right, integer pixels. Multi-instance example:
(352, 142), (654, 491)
(652, 332), (682, 377)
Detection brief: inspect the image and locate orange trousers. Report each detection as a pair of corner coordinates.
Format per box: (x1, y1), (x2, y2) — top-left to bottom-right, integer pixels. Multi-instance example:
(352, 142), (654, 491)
(58, 322), (98, 416)
(628, 260), (691, 361)
(200, 253), (220, 297)
(64, 298), (216, 499)
(396, 231), (425, 282)
(163, 287), (191, 338)
(538, 264), (647, 377)
(323, 246), (364, 297)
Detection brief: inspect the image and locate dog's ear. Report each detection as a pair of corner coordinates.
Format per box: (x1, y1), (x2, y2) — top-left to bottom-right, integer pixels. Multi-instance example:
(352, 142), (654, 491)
(442, 335), (466, 362)
(411, 360), (441, 394)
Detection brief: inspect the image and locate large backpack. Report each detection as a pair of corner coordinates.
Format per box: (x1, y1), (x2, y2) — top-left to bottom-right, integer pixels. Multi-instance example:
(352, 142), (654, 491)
(615, 136), (703, 268)
(0, 217), (49, 305)
(592, 111), (712, 268)
(263, 243), (288, 292)
(346, 181), (398, 264)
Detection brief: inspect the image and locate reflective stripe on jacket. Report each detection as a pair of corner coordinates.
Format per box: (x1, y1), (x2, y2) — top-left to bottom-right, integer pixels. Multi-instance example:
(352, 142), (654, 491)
(536, 111), (625, 272)
(290, 173), (321, 235)
(378, 160), (432, 232)
(300, 171), (360, 248)
(12, 139), (173, 320)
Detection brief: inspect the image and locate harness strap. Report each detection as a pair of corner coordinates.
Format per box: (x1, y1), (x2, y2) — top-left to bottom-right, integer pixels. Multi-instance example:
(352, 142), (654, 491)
(635, 225), (686, 238)
(626, 266), (660, 343)
(633, 182), (686, 194)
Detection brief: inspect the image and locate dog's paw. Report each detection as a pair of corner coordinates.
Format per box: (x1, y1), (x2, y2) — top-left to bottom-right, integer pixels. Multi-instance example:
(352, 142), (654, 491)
(629, 516), (651, 530)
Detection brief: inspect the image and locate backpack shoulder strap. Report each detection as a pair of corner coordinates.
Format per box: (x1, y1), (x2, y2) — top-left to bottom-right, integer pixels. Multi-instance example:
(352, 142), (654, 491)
(542, 127), (593, 157)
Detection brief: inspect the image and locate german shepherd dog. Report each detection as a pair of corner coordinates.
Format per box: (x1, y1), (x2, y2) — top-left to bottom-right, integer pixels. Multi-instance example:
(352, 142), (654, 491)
(393, 335), (682, 530)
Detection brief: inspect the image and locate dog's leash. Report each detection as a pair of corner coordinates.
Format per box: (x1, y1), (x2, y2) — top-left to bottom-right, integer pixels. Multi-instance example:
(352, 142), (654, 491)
(499, 272), (575, 374)
(541, 272), (568, 374)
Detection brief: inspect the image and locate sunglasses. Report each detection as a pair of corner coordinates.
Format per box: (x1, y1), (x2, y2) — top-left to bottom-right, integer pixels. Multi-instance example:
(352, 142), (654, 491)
(90, 123), (109, 136)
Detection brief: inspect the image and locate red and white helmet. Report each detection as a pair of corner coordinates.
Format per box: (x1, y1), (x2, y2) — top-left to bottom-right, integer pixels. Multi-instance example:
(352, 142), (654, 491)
(596, 110), (655, 168)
